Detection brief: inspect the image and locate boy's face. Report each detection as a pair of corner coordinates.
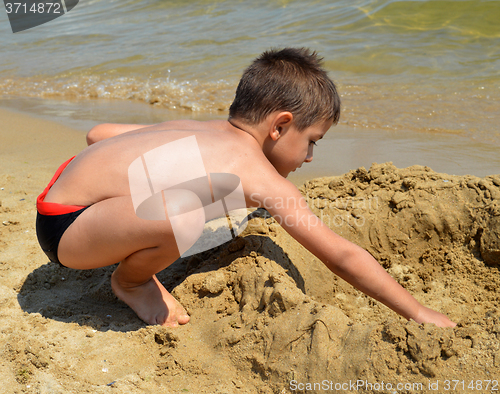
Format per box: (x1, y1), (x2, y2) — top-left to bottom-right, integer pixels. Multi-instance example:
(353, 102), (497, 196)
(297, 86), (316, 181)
(267, 119), (333, 178)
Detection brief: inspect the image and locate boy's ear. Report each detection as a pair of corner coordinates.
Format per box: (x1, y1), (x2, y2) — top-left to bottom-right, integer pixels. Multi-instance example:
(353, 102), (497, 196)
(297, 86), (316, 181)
(270, 111), (294, 141)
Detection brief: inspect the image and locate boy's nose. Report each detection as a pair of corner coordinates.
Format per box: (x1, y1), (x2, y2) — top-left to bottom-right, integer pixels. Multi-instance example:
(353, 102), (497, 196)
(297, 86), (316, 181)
(305, 145), (314, 163)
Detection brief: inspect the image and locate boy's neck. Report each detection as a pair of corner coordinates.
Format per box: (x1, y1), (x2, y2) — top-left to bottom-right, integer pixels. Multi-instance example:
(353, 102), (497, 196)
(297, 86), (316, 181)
(227, 117), (267, 149)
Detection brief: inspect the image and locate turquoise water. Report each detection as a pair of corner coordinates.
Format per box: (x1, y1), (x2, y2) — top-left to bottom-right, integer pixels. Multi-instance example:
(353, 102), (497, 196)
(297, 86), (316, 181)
(0, 0), (499, 174)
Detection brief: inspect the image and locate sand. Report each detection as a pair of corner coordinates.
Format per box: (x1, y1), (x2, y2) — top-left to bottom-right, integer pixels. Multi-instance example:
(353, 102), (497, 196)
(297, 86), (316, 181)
(1, 107), (499, 394)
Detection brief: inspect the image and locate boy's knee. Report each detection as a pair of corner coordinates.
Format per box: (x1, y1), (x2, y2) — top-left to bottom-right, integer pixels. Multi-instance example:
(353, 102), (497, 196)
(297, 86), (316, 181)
(86, 123), (113, 145)
(86, 126), (101, 145)
(163, 189), (205, 255)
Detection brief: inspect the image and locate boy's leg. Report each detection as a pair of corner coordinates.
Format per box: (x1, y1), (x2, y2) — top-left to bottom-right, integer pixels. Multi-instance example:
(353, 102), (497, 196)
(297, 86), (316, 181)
(57, 193), (204, 327)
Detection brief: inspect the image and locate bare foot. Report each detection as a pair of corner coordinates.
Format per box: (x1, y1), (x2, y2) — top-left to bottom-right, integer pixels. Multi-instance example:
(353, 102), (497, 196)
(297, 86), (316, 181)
(111, 272), (190, 327)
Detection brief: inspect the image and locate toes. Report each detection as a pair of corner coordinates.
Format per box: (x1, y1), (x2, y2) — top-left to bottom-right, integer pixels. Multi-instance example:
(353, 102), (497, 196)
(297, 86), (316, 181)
(178, 313), (190, 325)
(158, 312), (189, 327)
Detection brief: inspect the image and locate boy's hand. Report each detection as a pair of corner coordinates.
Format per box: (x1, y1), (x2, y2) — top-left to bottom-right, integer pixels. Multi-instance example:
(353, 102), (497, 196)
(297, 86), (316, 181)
(413, 306), (456, 328)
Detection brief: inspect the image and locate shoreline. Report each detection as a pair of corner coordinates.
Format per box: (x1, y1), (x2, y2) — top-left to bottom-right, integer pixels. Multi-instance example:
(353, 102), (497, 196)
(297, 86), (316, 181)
(1, 97), (498, 188)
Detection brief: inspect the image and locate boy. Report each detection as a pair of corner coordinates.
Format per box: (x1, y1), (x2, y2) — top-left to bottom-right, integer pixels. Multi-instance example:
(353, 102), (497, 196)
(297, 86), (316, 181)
(36, 48), (456, 328)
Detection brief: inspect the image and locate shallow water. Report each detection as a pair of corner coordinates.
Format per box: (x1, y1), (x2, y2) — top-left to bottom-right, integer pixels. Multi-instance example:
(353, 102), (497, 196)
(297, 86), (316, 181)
(0, 0), (499, 176)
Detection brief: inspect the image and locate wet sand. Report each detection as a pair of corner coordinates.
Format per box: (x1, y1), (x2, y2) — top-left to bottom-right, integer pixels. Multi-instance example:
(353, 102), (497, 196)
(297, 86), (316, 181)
(1, 106), (499, 393)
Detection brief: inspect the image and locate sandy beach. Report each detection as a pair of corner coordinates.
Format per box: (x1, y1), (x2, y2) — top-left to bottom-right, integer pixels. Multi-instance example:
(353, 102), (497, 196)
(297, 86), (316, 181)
(0, 105), (499, 393)
(1, 0), (499, 391)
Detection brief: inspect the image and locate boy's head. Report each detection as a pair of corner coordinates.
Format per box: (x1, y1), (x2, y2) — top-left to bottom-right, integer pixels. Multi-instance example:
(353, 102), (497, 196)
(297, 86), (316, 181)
(229, 47), (341, 131)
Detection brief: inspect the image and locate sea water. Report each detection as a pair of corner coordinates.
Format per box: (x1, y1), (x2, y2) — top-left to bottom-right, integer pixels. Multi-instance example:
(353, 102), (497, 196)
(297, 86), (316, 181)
(0, 0), (498, 178)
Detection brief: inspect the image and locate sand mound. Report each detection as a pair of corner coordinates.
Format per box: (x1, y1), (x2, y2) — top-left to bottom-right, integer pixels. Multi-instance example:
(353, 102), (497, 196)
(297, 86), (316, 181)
(2, 163), (500, 393)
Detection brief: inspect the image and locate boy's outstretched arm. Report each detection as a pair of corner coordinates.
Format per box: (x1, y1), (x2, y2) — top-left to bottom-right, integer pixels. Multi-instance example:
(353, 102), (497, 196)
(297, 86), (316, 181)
(260, 178), (456, 328)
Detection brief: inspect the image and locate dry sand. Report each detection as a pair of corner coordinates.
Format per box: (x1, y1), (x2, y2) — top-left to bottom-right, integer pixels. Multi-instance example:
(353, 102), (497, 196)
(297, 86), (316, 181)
(1, 107), (499, 393)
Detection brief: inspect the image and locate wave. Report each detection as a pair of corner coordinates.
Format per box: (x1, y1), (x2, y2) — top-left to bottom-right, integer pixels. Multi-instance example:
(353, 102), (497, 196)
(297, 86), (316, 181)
(0, 75), (234, 113)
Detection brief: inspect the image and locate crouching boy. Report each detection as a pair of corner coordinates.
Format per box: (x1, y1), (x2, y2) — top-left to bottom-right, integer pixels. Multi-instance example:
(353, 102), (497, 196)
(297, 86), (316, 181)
(36, 48), (456, 328)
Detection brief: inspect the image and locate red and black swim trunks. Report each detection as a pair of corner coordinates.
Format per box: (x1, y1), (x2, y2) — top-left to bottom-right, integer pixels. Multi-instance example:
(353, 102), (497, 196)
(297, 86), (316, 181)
(36, 157), (89, 266)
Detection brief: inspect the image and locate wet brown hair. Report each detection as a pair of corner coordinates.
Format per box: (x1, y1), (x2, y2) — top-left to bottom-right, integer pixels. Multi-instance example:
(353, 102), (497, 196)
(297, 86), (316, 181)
(229, 47), (341, 131)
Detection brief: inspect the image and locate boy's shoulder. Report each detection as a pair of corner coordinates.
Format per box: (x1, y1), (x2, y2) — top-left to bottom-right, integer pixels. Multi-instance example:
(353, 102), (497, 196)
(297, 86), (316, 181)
(242, 167), (301, 210)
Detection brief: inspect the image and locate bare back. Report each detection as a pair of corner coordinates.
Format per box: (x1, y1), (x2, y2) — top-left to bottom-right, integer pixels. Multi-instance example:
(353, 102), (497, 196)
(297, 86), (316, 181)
(44, 120), (282, 209)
